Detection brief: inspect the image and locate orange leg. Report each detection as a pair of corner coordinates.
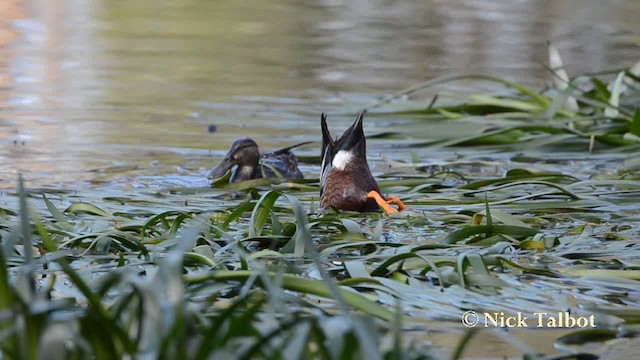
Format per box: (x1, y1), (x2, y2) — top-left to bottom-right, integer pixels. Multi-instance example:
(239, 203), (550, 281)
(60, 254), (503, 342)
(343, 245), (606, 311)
(367, 191), (405, 214)
(385, 195), (408, 211)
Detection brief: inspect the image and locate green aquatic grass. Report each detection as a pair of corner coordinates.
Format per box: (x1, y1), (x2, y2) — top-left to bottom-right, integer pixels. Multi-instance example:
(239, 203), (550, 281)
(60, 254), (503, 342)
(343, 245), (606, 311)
(368, 47), (640, 152)
(1, 152), (639, 358)
(3, 180), (440, 359)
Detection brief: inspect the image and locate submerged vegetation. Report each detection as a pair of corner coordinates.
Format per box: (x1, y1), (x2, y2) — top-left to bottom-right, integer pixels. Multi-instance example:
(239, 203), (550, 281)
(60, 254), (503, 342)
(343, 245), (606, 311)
(1, 51), (640, 359)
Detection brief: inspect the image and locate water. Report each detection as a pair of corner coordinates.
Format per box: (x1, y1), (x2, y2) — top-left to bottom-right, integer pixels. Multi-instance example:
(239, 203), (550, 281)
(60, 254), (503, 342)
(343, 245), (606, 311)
(1, 0), (639, 188)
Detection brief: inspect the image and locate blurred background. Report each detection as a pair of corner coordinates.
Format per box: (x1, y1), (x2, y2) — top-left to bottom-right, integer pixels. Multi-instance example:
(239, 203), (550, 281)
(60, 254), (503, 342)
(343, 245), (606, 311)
(0, 0), (638, 188)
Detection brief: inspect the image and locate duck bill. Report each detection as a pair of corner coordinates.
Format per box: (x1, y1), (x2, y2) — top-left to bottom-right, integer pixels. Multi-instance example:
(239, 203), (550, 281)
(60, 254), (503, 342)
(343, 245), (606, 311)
(207, 155), (236, 179)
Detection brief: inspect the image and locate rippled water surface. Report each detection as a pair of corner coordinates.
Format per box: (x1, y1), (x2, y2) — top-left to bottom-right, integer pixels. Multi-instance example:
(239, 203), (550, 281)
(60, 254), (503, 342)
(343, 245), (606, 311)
(0, 0), (639, 187)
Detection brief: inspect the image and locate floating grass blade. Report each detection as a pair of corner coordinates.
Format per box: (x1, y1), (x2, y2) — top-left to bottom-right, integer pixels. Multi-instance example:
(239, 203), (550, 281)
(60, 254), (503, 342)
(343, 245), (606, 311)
(631, 108), (640, 136)
(548, 42), (579, 112)
(42, 194), (68, 225)
(281, 194), (311, 257)
(370, 74), (550, 110)
(65, 202), (112, 217)
(184, 271), (394, 322)
(605, 72), (626, 118)
(249, 190), (281, 238)
(443, 225), (538, 244)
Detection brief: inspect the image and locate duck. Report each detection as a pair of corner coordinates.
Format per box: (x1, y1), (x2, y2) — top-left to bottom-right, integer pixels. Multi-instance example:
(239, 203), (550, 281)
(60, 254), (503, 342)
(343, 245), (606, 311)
(207, 137), (308, 183)
(320, 112), (407, 214)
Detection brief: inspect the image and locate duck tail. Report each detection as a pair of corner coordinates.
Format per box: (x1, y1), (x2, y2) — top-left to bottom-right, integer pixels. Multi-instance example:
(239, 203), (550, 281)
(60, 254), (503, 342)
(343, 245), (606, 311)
(271, 141), (314, 155)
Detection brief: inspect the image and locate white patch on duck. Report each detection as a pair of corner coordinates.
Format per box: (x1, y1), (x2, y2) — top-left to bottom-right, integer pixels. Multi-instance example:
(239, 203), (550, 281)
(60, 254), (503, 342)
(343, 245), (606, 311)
(332, 150), (355, 171)
(237, 165), (256, 180)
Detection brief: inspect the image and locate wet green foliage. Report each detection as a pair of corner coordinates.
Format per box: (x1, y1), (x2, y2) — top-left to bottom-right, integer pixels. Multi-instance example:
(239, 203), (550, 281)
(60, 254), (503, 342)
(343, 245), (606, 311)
(2, 152), (639, 359)
(369, 48), (640, 153)
(2, 178), (427, 359)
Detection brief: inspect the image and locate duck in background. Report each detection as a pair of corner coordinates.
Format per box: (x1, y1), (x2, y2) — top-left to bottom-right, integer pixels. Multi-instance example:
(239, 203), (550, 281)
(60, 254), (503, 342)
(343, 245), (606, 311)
(320, 112), (407, 214)
(207, 137), (309, 183)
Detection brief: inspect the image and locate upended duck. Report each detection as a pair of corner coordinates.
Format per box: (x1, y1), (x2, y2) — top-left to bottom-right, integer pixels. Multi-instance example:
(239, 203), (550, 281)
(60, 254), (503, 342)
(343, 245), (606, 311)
(320, 112), (407, 214)
(207, 137), (308, 183)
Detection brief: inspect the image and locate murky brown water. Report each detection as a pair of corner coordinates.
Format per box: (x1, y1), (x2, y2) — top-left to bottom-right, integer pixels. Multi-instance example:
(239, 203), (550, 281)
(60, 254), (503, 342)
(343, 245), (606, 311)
(0, 0), (639, 188)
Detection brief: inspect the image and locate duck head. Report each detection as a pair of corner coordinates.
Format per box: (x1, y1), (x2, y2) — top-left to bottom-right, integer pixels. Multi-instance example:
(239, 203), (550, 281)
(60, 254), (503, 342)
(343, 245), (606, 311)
(208, 137), (261, 182)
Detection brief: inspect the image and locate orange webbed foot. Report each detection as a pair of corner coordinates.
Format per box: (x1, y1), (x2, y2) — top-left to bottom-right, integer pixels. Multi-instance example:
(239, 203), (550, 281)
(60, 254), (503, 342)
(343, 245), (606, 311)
(367, 191), (406, 214)
(385, 195), (407, 211)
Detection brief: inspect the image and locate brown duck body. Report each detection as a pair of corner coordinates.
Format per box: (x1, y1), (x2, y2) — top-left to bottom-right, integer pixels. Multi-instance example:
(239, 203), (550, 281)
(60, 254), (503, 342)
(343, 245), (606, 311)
(319, 112), (382, 212)
(207, 138), (307, 183)
(320, 167), (381, 212)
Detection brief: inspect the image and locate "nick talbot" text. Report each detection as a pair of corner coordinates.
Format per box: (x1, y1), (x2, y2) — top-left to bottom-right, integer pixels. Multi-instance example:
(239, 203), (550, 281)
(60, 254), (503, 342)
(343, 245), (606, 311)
(483, 312), (596, 328)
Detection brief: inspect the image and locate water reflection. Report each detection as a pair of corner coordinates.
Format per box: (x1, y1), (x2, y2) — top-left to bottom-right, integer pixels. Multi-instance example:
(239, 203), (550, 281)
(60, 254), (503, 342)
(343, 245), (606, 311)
(0, 0), (639, 187)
